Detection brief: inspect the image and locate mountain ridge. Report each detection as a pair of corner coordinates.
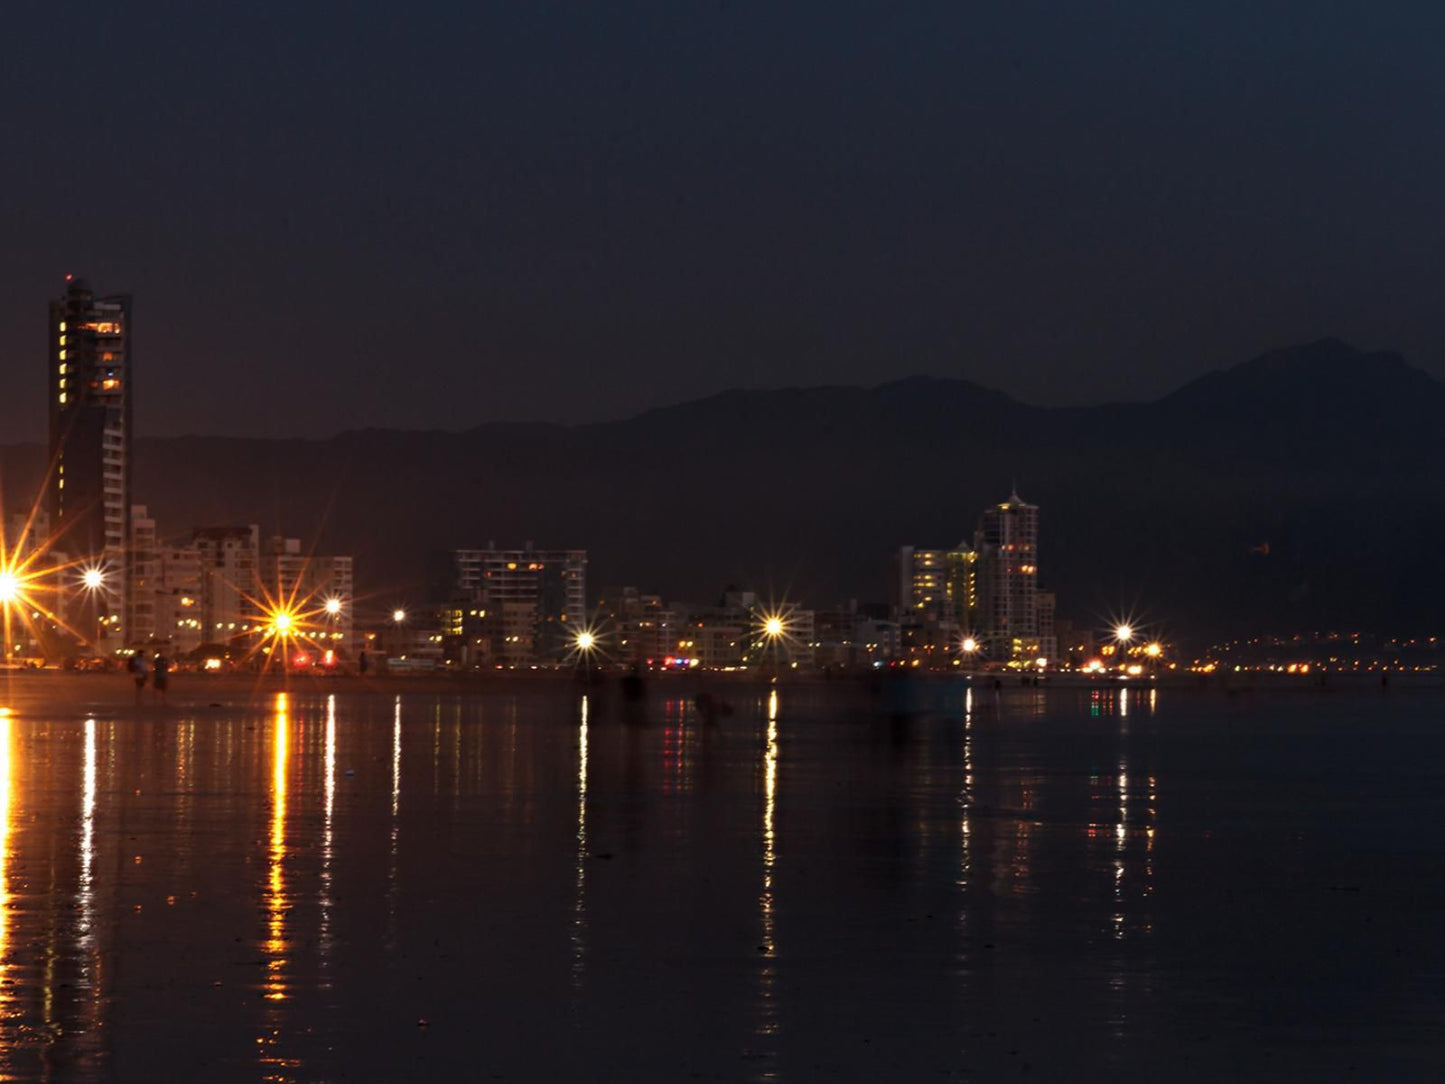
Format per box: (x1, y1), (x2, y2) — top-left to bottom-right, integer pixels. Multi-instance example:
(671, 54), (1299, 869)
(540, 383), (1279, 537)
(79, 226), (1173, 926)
(2, 339), (1440, 641)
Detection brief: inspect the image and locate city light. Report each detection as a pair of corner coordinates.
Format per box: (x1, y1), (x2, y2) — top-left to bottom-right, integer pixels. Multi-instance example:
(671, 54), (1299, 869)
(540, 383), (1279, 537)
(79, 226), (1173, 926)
(0, 575), (16, 605)
(81, 568), (105, 591)
(1114, 624), (1134, 643)
(961, 637), (978, 654)
(392, 609), (407, 624)
(764, 617), (784, 639)
(575, 631), (595, 652)
(1144, 642), (1162, 658)
(325, 597), (343, 616)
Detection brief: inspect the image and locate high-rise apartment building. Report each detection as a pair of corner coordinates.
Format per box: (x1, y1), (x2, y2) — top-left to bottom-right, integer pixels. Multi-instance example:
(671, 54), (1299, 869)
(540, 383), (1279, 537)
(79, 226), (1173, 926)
(897, 545), (977, 628)
(192, 526), (261, 644)
(973, 490), (1041, 662)
(48, 277), (132, 645)
(448, 545), (586, 664)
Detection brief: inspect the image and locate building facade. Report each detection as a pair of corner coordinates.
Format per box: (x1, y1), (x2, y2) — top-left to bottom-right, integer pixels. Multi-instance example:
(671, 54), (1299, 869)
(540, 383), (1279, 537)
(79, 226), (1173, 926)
(448, 545), (587, 665)
(973, 490), (1042, 663)
(48, 277), (132, 647)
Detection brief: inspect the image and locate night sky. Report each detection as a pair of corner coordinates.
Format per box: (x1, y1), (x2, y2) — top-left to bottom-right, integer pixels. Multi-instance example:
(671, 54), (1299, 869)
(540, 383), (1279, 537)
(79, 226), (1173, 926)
(3, 2), (1442, 439)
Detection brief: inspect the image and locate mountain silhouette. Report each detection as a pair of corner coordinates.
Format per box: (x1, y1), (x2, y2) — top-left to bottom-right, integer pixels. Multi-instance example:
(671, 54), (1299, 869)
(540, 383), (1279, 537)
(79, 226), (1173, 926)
(2, 339), (1440, 643)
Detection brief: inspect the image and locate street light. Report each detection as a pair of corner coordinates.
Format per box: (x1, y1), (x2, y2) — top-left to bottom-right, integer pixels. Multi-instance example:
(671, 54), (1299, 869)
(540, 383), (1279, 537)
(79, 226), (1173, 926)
(325, 597), (343, 616)
(960, 636), (979, 675)
(82, 568), (104, 591)
(392, 608), (406, 624)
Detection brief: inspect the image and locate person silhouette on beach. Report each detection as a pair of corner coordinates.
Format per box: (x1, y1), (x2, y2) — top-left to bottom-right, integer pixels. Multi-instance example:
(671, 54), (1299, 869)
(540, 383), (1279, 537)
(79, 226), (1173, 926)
(130, 652), (150, 704)
(153, 651), (171, 704)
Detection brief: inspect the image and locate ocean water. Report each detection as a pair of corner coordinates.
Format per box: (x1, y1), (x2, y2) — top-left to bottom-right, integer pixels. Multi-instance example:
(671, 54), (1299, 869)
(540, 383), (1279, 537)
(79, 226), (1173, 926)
(0, 679), (1439, 1081)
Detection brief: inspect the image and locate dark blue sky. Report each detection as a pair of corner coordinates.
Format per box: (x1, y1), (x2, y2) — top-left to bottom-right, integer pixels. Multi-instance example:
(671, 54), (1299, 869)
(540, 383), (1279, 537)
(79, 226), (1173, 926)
(3, 1), (1441, 438)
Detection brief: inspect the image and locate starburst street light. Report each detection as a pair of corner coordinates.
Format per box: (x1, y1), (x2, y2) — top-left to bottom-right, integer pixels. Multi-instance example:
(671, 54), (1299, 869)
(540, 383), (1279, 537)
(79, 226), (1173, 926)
(1144, 641), (1162, 658)
(392, 608), (407, 624)
(82, 568), (105, 591)
(1114, 624), (1134, 645)
(324, 597), (343, 616)
(575, 631), (595, 652)
(750, 602), (803, 673)
(0, 574), (18, 604)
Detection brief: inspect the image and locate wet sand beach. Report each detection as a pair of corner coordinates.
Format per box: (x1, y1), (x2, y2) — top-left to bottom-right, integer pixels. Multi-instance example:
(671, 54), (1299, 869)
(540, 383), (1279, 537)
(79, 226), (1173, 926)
(0, 679), (1436, 1080)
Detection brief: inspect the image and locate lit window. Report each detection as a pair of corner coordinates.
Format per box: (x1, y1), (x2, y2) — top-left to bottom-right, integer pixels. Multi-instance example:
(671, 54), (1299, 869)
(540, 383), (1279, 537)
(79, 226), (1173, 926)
(58, 393), (67, 404)
(58, 350), (66, 360)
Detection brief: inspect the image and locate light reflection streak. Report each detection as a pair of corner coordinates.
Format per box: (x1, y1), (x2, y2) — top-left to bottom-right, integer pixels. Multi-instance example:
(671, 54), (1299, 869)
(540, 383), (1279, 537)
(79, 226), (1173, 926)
(0, 710), (11, 1028)
(387, 696), (401, 945)
(320, 695), (336, 981)
(392, 696), (402, 820)
(571, 695), (589, 995)
(265, 693), (290, 1001)
(80, 718), (96, 946)
(958, 688), (973, 924)
(757, 687), (780, 1054)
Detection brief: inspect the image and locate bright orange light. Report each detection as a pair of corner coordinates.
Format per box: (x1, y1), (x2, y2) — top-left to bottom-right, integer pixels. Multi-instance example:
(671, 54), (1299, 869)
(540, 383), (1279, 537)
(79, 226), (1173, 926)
(0, 576), (17, 604)
(273, 611), (293, 633)
(1144, 642), (1162, 658)
(575, 631), (595, 651)
(764, 617), (784, 638)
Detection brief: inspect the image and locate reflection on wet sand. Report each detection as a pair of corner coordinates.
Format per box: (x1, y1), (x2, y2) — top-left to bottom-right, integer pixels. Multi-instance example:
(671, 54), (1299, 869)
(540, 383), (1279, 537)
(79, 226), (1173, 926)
(259, 692), (295, 1083)
(320, 695), (336, 983)
(571, 694), (589, 998)
(0, 709), (11, 1035)
(0, 683), (1420, 1081)
(754, 688), (780, 1077)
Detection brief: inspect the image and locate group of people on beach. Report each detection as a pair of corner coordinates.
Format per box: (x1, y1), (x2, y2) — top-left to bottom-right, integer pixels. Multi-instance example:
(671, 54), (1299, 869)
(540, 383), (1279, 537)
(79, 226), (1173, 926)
(126, 651), (172, 703)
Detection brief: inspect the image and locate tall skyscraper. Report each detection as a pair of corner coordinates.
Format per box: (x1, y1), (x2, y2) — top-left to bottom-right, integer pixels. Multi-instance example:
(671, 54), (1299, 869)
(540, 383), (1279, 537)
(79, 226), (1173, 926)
(974, 489), (1041, 661)
(48, 277), (133, 647)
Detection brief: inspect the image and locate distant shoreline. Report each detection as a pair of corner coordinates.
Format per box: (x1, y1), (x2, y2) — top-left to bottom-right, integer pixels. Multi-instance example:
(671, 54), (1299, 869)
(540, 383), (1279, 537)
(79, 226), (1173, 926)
(0, 667), (1434, 714)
